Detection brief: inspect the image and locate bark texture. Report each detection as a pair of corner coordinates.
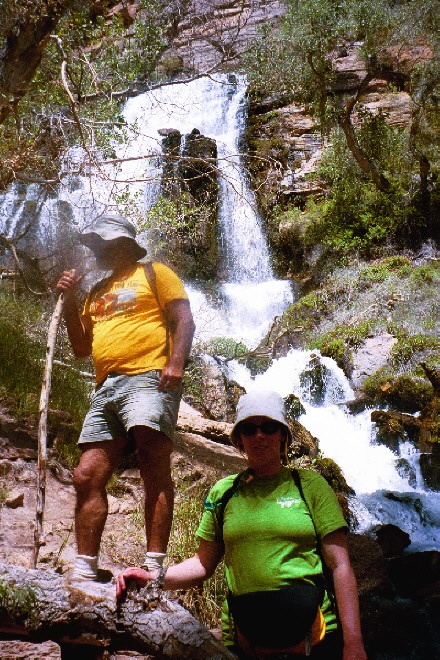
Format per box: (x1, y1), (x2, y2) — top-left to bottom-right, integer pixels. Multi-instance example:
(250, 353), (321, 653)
(0, 563), (234, 658)
(0, 1), (92, 123)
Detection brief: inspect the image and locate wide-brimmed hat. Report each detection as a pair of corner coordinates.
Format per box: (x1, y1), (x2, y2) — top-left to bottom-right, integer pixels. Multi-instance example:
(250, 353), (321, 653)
(230, 391), (292, 449)
(80, 213), (147, 258)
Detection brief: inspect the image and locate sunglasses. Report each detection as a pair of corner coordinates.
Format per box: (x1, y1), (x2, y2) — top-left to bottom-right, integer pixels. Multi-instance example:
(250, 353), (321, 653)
(237, 421), (283, 436)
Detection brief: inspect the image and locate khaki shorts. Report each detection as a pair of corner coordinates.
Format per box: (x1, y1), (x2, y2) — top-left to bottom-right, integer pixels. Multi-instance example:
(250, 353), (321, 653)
(78, 371), (181, 444)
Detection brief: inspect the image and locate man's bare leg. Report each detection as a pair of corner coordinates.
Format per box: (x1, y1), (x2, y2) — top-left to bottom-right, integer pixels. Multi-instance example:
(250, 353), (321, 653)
(133, 426), (174, 554)
(73, 438), (127, 557)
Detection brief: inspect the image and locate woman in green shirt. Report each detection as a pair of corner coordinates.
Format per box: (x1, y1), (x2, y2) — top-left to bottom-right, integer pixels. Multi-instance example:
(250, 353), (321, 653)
(117, 391), (367, 659)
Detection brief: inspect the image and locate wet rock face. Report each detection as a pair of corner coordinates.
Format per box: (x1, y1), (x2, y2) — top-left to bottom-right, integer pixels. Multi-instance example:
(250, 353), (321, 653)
(374, 524), (411, 558)
(420, 450), (440, 490)
(299, 354), (331, 406)
(351, 333), (398, 391)
(179, 128), (218, 202)
(154, 127), (220, 279)
(348, 534), (440, 659)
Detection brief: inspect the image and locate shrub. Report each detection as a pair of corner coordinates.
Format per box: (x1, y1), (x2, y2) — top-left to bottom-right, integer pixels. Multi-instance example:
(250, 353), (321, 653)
(0, 291), (90, 462)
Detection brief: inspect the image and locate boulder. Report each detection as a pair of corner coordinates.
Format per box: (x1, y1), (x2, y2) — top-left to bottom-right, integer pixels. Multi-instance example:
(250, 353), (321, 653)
(374, 524), (411, 557)
(351, 333), (397, 391)
(371, 409), (421, 452)
(299, 353), (331, 405)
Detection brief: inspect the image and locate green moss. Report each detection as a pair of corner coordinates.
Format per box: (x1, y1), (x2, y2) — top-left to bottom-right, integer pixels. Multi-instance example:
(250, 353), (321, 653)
(364, 369), (433, 412)
(391, 334), (439, 367)
(314, 457), (354, 496)
(308, 321), (374, 371)
(357, 256), (412, 285)
(245, 353), (273, 375)
(202, 337), (248, 362)
(282, 291), (329, 332)
(410, 264), (440, 284)
(0, 579), (38, 623)
(284, 394), (305, 421)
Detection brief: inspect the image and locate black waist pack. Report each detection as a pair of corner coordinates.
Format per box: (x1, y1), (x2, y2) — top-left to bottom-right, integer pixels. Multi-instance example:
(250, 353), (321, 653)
(227, 580), (324, 649)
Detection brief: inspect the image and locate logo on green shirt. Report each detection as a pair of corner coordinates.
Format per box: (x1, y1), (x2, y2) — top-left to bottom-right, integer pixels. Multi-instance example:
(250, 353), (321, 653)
(276, 496), (301, 508)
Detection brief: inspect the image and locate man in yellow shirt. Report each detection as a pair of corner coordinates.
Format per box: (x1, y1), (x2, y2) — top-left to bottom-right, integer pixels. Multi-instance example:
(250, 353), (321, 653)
(57, 214), (195, 581)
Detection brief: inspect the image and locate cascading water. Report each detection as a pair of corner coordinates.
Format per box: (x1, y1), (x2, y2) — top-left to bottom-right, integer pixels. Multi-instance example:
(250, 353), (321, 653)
(227, 350), (440, 552)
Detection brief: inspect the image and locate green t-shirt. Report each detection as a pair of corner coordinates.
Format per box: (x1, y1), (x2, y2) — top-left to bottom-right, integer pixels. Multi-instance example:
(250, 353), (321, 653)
(196, 466), (347, 637)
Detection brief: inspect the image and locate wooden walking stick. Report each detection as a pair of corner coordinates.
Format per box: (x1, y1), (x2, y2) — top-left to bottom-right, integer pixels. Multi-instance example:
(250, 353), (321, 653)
(33, 291), (65, 568)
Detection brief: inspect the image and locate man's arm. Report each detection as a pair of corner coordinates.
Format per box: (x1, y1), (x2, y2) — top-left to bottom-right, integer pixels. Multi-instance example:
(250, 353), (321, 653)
(56, 270), (92, 358)
(158, 298), (195, 392)
(116, 539), (223, 598)
(321, 529), (367, 660)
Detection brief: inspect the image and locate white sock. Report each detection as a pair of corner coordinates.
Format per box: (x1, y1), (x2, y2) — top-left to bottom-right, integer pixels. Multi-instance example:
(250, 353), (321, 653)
(72, 554), (98, 580)
(141, 551), (166, 571)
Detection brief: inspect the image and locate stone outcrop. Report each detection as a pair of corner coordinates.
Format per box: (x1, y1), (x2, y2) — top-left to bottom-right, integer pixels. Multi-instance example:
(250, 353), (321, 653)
(351, 333), (398, 391)
(153, 127), (219, 280)
(160, 0), (285, 74)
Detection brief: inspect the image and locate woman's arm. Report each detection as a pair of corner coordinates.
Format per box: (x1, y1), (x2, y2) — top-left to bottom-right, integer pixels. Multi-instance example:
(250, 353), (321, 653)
(321, 529), (367, 660)
(116, 539), (224, 599)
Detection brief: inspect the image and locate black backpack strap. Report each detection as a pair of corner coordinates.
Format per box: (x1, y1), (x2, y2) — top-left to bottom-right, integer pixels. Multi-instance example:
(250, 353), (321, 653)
(208, 468), (254, 531)
(87, 273), (114, 304)
(291, 468), (338, 612)
(143, 261), (170, 357)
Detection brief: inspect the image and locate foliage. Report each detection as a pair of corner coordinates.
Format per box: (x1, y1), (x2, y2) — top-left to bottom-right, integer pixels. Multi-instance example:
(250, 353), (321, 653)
(202, 337), (248, 362)
(0, 578), (38, 623)
(308, 123), (422, 254)
(168, 480), (228, 629)
(0, 290), (90, 453)
(0, 0), (176, 188)
(143, 195), (218, 280)
(245, 0), (439, 258)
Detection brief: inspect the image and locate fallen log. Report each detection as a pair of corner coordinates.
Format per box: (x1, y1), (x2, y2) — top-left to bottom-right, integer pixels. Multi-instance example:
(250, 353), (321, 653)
(0, 564), (234, 658)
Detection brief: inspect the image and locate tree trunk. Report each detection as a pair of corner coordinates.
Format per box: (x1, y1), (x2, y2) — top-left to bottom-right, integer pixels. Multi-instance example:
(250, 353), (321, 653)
(0, 1), (95, 124)
(0, 563), (234, 658)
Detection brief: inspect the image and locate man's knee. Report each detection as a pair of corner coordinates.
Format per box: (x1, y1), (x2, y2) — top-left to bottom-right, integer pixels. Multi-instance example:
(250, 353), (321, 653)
(133, 427), (173, 484)
(73, 455), (111, 496)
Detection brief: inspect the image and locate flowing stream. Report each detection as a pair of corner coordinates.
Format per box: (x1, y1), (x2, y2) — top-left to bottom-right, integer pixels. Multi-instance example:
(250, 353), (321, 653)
(1, 75), (438, 552)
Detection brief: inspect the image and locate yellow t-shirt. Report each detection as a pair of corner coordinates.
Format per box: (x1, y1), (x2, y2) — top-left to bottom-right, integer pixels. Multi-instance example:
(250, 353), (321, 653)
(82, 262), (188, 384)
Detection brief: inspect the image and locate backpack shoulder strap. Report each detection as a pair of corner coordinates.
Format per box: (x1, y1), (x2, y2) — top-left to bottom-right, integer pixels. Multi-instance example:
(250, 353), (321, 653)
(291, 468), (337, 610)
(143, 261), (170, 356)
(87, 273), (114, 304)
(212, 468), (254, 529)
(143, 261), (162, 313)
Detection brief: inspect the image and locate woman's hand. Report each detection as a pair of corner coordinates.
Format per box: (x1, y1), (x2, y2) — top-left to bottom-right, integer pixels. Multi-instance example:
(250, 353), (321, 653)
(116, 567), (154, 600)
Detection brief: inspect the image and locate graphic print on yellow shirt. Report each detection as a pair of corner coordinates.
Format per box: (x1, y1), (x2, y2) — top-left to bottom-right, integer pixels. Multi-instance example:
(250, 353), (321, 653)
(83, 263), (187, 384)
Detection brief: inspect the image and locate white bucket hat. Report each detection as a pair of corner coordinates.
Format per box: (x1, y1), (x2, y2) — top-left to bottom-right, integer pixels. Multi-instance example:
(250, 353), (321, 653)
(80, 213), (147, 258)
(230, 391), (292, 449)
